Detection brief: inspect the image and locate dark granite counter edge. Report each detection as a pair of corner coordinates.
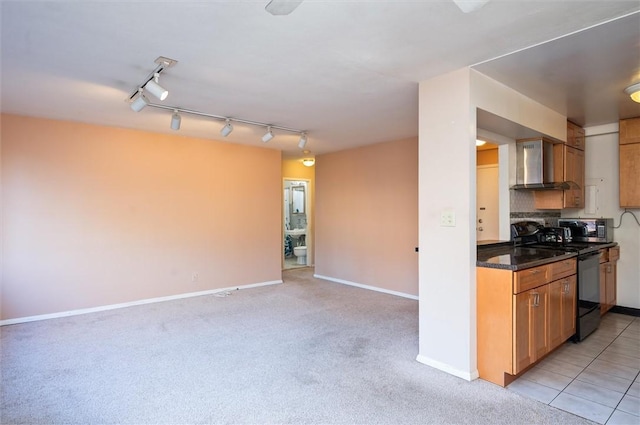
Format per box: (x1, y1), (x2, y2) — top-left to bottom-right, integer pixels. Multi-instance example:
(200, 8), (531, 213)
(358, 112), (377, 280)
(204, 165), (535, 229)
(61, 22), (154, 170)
(477, 252), (578, 271)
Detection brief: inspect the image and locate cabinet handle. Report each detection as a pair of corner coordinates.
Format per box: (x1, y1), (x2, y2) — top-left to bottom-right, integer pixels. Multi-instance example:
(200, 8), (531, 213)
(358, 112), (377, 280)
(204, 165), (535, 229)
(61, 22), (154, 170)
(530, 269), (541, 275)
(563, 282), (569, 294)
(532, 293), (539, 307)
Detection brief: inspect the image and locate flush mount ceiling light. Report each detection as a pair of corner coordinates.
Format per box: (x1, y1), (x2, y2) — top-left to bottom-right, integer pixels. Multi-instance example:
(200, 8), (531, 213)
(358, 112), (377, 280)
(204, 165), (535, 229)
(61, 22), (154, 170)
(476, 139), (487, 146)
(298, 133), (307, 149)
(302, 158), (315, 167)
(625, 82), (640, 103)
(128, 56), (308, 147)
(262, 126), (274, 143)
(220, 119), (233, 137)
(170, 110), (181, 130)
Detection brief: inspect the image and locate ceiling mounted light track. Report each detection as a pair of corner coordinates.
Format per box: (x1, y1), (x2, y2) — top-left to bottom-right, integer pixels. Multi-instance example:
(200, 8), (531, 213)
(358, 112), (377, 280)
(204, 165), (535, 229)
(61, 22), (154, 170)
(127, 56), (309, 148)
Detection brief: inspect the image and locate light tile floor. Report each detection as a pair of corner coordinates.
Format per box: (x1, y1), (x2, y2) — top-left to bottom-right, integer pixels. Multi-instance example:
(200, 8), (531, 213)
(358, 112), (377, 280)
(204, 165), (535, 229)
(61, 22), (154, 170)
(508, 313), (640, 424)
(284, 256), (306, 270)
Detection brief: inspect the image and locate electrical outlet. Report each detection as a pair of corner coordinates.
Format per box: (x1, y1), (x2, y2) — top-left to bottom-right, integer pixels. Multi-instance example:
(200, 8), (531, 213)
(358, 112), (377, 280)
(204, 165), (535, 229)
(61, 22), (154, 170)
(440, 210), (456, 227)
(192, 272), (199, 282)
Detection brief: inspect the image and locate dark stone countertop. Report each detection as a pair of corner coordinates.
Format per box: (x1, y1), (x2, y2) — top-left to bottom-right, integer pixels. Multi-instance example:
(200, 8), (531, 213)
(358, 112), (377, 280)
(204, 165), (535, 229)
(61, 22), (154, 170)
(477, 244), (577, 271)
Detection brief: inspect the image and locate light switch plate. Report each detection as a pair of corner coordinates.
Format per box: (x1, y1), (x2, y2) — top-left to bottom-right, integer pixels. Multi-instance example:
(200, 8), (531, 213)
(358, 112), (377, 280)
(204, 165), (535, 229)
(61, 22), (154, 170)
(440, 210), (456, 227)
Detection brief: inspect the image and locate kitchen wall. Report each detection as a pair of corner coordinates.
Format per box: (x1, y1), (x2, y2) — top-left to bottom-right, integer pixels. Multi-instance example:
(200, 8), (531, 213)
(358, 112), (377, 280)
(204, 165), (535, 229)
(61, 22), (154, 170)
(1, 114), (282, 321)
(566, 124), (640, 309)
(314, 138), (418, 298)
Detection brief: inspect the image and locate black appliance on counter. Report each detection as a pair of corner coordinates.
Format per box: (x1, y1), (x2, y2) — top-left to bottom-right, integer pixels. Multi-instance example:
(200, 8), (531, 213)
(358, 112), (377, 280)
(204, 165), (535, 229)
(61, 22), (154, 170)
(511, 221), (608, 342)
(558, 218), (614, 243)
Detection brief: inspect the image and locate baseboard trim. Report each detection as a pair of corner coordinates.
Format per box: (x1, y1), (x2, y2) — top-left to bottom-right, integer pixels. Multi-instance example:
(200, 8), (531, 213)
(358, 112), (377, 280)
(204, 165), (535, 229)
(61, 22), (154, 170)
(0, 280), (283, 326)
(313, 274), (418, 300)
(416, 354), (479, 382)
(610, 305), (640, 317)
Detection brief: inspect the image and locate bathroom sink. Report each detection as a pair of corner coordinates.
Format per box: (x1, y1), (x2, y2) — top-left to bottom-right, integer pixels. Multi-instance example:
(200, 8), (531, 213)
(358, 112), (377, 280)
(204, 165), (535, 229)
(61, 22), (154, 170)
(285, 228), (306, 237)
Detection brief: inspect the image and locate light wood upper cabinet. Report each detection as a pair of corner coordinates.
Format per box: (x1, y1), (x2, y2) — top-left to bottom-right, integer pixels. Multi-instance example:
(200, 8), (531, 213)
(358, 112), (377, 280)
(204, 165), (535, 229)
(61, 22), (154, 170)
(619, 117), (640, 145)
(533, 142), (585, 209)
(619, 118), (640, 208)
(567, 121), (585, 150)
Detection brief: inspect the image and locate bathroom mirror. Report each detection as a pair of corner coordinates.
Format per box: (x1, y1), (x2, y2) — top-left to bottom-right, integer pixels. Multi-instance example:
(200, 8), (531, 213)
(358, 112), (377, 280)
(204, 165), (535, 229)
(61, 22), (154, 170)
(292, 186), (305, 214)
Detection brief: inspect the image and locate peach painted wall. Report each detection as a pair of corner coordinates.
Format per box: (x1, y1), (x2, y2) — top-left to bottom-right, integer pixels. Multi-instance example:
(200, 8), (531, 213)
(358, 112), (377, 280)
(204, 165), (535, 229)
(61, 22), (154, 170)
(282, 158), (315, 266)
(314, 138), (418, 296)
(476, 149), (498, 166)
(1, 114), (282, 320)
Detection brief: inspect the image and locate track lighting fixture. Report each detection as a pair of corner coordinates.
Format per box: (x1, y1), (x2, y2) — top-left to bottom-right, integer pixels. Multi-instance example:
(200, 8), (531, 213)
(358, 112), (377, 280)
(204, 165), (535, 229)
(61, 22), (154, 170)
(262, 126), (274, 143)
(170, 110), (181, 130)
(128, 57), (309, 147)
(220, 119), (234, 137)
(298, 133), (307, 149)
(144, 73), (168, 101)
(130, 91), (149, 112)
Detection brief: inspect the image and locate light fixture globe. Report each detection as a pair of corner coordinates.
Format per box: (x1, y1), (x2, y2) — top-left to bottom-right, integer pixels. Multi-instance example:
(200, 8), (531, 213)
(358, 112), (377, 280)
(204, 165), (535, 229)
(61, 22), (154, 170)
(625, 82), (640, 103)
(302, 158), (315, 167)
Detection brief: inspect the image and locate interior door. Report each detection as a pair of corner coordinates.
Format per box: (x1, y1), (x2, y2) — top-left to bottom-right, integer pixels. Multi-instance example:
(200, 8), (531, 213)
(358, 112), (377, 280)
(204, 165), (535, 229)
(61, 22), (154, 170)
(477, 165), (499, 241)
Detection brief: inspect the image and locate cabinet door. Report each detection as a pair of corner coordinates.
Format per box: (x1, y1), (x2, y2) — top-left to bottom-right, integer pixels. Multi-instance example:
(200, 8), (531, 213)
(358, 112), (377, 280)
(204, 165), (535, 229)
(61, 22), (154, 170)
(561, 276), (576, 341)
(513, 286), (549, 374)
(548, 280), (563, 349)
(532, 285), (549, 361)
(620, 144), (640, 208)
(513, 291), (534, 374)
(606, 262), (617, 310)
(620, 118), (640, 145)
(600, 263), (608, 315)
(564, 146), (584, 208)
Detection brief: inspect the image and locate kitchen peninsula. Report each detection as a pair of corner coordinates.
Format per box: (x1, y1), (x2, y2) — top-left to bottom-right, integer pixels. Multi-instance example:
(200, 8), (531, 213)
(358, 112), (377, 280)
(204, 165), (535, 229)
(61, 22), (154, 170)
(477, 242), (578, 386)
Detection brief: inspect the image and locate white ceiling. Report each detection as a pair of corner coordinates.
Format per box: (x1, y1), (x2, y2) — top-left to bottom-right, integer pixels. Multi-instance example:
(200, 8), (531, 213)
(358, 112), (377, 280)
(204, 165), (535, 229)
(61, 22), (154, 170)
(2, 1), (639, 158)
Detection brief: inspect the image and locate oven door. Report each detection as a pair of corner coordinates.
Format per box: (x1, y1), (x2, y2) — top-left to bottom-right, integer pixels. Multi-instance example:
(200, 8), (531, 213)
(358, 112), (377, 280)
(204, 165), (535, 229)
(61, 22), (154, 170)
(576, 251), (601, 341)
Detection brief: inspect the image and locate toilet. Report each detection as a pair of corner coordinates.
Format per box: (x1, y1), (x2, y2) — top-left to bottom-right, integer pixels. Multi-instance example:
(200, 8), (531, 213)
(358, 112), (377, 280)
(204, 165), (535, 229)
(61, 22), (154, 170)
(293, 246), (307, 265)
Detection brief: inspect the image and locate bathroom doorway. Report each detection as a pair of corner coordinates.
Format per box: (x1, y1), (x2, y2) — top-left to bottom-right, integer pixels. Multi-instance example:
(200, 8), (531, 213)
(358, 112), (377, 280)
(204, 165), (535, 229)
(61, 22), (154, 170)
(283, 179), (311, 269)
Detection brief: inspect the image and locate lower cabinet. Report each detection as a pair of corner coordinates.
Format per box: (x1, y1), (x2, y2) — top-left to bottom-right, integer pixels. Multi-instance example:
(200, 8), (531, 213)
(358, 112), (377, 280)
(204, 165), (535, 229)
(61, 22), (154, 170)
(513, 285), (549, 374)
(477, 261), (577, 387)
(599, 246), (620, 315)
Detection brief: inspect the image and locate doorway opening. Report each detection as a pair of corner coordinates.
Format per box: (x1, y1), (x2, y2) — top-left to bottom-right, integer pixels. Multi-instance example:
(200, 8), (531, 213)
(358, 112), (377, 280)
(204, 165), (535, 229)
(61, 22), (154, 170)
(283, 179), (311, 269)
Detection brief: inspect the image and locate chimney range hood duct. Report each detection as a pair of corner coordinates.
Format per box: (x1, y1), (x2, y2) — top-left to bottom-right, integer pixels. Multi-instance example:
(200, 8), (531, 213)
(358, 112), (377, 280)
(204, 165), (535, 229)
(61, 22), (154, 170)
(512, 138), (574, 190)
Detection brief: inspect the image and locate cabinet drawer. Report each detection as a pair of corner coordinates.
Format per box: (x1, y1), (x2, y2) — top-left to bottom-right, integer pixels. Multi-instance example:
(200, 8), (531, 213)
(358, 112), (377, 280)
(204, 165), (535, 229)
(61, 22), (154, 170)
(514, 265), (549, 294)
(551, 258), (576, 280)
(609, 246), (620, 262)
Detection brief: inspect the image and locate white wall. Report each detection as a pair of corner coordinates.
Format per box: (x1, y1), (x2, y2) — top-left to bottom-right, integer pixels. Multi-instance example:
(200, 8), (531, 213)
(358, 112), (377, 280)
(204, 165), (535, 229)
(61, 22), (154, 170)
(565, 123), (640, 309)
(417, 68), (569, 381)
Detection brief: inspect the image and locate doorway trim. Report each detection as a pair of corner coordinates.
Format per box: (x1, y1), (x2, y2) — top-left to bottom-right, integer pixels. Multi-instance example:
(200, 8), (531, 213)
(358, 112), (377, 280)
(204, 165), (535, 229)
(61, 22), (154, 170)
(283, 177), (312, 269)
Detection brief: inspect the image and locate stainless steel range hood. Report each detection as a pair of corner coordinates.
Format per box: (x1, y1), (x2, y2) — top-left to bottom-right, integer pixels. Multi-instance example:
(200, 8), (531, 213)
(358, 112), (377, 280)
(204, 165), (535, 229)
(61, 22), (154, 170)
(512, 138), (574, 190)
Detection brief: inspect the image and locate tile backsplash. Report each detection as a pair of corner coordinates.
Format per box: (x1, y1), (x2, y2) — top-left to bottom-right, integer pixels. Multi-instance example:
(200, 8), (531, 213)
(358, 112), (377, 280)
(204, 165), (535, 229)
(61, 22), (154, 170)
(510, 190), (560, 226)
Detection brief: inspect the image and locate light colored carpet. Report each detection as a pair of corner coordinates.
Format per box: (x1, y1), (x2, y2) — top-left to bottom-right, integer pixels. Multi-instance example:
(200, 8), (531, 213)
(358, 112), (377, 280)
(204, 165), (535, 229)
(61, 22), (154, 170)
(1, 268), (594, 424)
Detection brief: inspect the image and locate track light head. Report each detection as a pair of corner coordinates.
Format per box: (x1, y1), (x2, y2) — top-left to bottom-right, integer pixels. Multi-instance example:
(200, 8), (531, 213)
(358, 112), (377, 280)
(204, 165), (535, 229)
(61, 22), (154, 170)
(220, 119), (234, 137)
(298, 132), (307, 149)
(130, 92), (149, 112)
(262, 126), (274, 143)
(170, 110), (181, 130)
(144, 73), (168, 101)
